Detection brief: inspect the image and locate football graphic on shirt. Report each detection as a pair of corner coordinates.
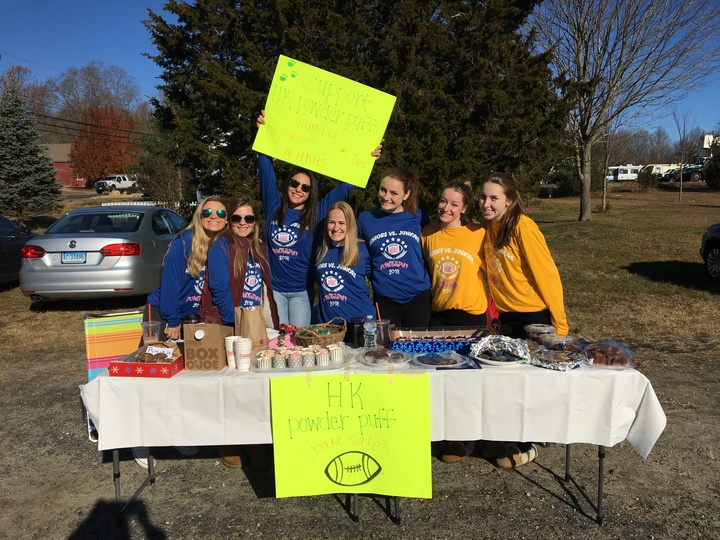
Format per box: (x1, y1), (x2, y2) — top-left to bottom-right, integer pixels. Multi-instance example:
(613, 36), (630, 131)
(272, 226), (299, 247)
(245, 264), (262, 292)
(321, 270), (345, 293)
(436, 255), (460, 280)
(380, 237), (408, 260)
(325, 451), (382, 486)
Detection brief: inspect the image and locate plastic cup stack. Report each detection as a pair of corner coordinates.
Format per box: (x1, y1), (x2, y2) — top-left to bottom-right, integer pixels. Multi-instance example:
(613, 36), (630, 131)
(234, 337), (253, 371)
(224, 336), (239, 369)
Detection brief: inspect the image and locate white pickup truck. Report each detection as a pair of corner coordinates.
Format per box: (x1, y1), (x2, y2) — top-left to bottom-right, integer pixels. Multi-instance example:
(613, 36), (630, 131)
(95, 174), (138, 194)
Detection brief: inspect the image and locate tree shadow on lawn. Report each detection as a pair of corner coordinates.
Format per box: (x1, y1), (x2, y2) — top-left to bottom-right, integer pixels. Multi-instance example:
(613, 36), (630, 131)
(29, 295), (147, 313)
(624, 261), (719, 294)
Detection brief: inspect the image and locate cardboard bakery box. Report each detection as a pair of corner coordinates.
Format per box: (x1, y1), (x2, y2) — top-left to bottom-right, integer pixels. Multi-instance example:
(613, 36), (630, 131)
(108, 341), (184, 378)
(183, 323), (233, 370)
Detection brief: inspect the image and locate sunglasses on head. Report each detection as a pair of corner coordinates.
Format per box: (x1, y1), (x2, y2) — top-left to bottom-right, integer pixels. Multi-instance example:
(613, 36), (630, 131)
(230, 214), (256, 224)
(201, 208), (227, 219)
(289, 178), (311, 193)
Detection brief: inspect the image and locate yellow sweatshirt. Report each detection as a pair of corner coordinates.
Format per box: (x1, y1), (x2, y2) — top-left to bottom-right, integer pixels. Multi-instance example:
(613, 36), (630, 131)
(421, 223), (488, 315)
(483, 215), (569, 334)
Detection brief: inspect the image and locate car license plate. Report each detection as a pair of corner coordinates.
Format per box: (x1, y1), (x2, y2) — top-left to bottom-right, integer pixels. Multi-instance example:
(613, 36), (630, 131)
(61, 251), (86, 264)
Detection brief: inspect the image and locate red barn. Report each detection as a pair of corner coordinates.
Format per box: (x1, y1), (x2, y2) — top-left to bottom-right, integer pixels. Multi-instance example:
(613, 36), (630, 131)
(46, 143), (85, 187)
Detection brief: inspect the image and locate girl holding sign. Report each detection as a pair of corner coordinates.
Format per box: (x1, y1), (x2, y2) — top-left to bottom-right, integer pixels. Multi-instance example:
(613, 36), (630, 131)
(256, 110), (381, 327)
(357, 167), (432, 327)
(314, 201), (374, 324)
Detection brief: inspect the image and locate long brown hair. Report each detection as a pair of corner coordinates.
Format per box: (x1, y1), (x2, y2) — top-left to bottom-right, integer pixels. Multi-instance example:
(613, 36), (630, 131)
(481, 172), (527, 249)
(381, 167), (421, 215)
(224, 195), (268, 279)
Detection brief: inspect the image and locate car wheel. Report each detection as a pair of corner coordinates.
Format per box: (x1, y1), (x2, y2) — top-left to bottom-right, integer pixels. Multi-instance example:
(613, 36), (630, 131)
(109, 185), (116, 192)
(690, 171), (702, 182)
(705, 242), (720, 279)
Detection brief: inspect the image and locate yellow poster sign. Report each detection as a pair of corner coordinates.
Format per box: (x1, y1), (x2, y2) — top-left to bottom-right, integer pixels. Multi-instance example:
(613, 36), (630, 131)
(253, 55), (396, 188)
(270, 373), (431, 498)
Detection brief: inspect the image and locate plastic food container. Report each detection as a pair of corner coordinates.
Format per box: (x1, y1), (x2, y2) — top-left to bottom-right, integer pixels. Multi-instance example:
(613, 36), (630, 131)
(539, 334), (580, 352)
(524, 324), (556, 340)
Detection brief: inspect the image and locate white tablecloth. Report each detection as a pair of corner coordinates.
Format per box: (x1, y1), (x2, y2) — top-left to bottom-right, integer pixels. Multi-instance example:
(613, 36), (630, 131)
(80, 364), (666, 458)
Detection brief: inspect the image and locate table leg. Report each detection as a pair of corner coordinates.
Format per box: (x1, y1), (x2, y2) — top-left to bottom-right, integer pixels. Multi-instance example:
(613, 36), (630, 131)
(113, 449), (121, 502)
(563, 444), (605, 524)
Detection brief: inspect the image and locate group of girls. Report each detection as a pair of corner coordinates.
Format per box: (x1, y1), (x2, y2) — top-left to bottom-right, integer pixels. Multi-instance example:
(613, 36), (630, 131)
(142, 110), (568, 471)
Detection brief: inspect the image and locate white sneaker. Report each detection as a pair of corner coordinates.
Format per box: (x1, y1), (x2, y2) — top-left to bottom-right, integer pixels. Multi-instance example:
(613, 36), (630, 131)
(174, 446), (199, 457)
(132, 446), (153, 469)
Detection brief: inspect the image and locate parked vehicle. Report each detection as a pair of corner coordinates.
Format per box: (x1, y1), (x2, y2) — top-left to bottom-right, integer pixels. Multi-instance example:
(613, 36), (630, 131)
(660, 168), (677, 182)
(641, 164), (680, 178)
(682, 157), (711, 182)
(606, 165), (643, 183)
(20, 205), (187, 300)
(95, 174), (139, 194)
(0, 216), (37, 285)
(700, 221), (720, 279)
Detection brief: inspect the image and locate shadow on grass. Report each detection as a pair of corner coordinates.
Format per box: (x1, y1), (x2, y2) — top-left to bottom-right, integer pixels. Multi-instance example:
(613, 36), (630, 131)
(68, 499), (166, 539)
(624, 261), (719, 294)
(29, 296), (147, 313)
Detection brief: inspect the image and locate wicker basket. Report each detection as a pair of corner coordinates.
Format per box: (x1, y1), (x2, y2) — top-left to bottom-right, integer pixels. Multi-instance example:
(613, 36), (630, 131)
(294, 317), (347, 347)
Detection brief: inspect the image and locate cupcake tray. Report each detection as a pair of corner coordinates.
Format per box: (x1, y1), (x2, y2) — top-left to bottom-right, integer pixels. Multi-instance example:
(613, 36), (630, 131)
(251, 359), (350, 374)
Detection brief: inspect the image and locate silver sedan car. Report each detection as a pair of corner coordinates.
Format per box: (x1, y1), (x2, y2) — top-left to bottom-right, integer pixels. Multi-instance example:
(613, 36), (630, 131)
(20, 205), (187, 301)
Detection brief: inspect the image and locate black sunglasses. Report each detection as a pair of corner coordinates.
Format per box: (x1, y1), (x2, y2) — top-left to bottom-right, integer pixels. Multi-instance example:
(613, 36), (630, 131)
(230, 214), (256, 224)
(201, 208), (227, 219)
(289, 178), (311, 193)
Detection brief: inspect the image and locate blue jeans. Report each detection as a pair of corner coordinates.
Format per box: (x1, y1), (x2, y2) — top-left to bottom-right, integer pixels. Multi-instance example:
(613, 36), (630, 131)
(273, 289), (312, 327)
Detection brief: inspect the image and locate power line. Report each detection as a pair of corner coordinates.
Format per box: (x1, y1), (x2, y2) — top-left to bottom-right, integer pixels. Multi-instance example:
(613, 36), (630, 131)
(35, 123), (140, 144)
(34, 111), (152, 136)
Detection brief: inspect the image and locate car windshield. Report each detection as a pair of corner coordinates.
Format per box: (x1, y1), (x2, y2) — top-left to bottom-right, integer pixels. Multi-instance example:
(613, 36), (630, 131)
(45, 212), (144, 234)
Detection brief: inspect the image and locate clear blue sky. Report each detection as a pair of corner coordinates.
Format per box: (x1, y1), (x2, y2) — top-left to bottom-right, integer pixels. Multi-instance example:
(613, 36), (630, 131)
(2, 2), (719, 140)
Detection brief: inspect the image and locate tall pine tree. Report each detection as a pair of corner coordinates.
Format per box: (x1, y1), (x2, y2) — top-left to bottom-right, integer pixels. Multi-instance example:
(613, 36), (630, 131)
(145, 0), (567, 210)
(0, 74), (61, 224)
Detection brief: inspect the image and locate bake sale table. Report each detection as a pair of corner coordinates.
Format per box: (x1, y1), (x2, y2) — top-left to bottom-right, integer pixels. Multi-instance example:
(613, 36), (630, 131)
(80, 363), (666, 522)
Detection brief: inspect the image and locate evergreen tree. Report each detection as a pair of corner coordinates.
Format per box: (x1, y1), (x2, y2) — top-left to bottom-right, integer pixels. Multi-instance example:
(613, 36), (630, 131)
(0, 73), (61, 224)
(146, 0), (566, 211)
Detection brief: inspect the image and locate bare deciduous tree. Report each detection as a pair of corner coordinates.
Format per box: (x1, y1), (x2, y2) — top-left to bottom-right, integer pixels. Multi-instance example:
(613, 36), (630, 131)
(532, 0), (720, 220)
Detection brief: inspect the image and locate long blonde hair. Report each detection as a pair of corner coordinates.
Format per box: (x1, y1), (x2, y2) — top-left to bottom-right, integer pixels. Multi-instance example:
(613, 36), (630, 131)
(224, 195), (268, 280)
(317, 201), (361, 267)
(186, 196), (227, 278)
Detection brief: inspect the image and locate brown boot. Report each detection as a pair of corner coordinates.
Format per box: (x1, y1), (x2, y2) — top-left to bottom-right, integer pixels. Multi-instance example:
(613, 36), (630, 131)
(244, 444), (272, 471)
(218, 445), (242, 468)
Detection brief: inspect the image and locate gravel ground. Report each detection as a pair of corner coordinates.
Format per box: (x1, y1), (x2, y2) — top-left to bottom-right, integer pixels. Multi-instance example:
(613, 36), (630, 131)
(1, 336), (719, 539)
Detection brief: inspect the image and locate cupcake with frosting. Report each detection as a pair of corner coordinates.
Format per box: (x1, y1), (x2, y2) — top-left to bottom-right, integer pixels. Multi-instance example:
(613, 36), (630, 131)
(315, 348), (330, 366)
(328, 344), (343, 364)
(287, 351), (303, 368)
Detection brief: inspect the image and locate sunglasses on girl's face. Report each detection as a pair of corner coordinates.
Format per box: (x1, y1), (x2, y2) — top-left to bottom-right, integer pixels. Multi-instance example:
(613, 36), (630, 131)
(201, 209), (227, 219)
(230, 214), (256, 224)
(289, 178), (311, 193)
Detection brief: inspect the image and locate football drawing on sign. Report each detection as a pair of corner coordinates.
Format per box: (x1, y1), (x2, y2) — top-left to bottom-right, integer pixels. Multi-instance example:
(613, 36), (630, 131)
(324, 451), (382, 486)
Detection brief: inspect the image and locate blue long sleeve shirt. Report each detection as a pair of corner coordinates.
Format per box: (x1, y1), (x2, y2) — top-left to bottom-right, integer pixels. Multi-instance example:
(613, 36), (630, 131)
(206, 236), (263, 325)
(315, 241), (374, 323)
(258, 153), (353, 292)
(147, 229), (204, 328)
(357, 208), (431, 303)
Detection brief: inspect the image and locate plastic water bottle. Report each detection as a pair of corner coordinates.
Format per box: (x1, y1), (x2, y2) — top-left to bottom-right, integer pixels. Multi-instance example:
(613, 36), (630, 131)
(363, 315), (377, 349)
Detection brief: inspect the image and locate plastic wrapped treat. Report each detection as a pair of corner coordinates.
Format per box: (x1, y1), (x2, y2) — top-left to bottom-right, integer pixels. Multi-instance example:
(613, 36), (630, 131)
(583, 340), (636, 369)
(539, 334), (581, 352)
